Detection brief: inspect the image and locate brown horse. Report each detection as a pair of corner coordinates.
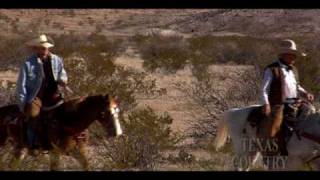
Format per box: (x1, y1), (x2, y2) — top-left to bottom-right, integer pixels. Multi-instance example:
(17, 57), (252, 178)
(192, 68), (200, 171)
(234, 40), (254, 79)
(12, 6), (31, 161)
(0, 94), (123, 170)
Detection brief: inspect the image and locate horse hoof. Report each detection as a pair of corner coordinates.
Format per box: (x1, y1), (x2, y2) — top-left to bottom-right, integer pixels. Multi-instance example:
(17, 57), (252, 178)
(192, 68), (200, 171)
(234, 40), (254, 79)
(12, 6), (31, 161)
(20, 148), (28, 160)
(30, 149), (40, 156)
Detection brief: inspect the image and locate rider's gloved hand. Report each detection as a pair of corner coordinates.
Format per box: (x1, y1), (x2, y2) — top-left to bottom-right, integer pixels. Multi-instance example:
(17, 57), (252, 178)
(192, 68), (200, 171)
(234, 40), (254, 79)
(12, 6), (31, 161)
(306, 93), (314, 102)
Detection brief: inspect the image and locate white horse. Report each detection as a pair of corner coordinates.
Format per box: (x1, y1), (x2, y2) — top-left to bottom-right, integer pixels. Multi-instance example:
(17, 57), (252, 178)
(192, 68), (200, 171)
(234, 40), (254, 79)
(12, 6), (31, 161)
(286, 111), (320, 170)
(214, 103), (320, 171)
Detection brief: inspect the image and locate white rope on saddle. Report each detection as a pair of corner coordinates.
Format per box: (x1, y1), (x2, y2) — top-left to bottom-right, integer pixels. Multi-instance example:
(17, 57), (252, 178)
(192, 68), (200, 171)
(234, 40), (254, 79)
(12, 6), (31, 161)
(41, 100), (64, 111)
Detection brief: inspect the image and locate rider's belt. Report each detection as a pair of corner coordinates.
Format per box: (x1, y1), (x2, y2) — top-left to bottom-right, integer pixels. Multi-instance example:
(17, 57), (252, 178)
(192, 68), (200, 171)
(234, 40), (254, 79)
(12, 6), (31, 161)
(283, 98), (298, 104)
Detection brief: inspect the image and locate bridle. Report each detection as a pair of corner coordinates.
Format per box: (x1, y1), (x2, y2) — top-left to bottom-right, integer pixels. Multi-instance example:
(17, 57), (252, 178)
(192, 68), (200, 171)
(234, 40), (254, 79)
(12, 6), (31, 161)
(100, 99), (120, 120)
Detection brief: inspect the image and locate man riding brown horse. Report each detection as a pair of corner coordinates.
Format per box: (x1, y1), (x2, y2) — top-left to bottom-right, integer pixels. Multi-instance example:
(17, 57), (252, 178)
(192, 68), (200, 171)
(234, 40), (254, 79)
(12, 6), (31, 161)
(0, 94), (122, 170)
(259, 39), (314, 156)
(16, 34), (68, 150)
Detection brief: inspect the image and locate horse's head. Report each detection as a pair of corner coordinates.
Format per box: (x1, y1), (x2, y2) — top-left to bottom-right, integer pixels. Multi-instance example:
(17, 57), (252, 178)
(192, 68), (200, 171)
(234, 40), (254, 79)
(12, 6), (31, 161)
(94, 94), (123, 138)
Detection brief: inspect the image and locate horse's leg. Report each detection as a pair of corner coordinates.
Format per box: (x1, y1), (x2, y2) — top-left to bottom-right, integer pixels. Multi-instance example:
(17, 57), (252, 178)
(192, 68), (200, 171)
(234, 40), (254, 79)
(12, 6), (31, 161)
(245, 151), (265, 171)
(9, 145), (26, 170)
(72, 133), (90, 171)
(49, 146), (61, 171)
(0, 126), (8, 148)
(72, 141), (89, 170)
(230, 128), (253, 171)
(286, 155), (304, 170)
(63, 136), (76, 153)
(310, 159), (320, 170)
(8, 125), (28, 170)
(78, 135), (89, 170)
(286, 133), (318, 171)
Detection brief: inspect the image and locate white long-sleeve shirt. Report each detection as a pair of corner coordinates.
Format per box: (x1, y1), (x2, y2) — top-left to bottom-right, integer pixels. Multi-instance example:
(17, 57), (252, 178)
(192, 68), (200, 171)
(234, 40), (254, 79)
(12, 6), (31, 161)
(261, 60), (307, 105)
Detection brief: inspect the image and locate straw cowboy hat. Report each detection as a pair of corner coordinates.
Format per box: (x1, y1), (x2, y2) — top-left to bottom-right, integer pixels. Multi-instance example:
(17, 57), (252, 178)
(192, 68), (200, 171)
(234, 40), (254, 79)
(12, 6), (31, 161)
(279, 39), (306, 57)
(26, 34), (54, 48)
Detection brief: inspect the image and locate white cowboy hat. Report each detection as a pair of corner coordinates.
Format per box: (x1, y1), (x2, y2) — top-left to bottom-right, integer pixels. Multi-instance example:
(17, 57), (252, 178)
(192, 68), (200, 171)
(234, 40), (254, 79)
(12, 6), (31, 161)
(26, 34), (54, 48)
(279, 39), (307, 57)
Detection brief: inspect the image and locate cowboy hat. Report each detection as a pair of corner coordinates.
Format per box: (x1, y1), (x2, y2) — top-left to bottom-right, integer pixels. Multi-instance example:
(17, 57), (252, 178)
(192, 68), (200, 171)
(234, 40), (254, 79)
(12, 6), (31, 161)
(279, 39), (306, 57)
(26, 34), (54, 48)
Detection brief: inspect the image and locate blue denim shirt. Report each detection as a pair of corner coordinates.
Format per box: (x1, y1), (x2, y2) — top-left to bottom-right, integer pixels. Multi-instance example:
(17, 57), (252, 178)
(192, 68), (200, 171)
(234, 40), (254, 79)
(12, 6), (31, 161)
(16, 53), (68, 111)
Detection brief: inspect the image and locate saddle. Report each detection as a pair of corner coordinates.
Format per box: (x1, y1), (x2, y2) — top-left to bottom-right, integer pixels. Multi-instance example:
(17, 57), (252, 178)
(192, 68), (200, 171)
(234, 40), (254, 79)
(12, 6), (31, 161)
(247, 100), (303, 130)
(246, 101), (305, 156)
(26, 96), (88, 150)
(247, 106), (266, 128)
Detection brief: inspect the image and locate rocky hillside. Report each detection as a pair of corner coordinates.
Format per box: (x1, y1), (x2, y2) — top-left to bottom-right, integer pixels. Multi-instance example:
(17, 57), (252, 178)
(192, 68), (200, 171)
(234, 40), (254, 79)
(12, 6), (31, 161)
(0, 9), (319, 38)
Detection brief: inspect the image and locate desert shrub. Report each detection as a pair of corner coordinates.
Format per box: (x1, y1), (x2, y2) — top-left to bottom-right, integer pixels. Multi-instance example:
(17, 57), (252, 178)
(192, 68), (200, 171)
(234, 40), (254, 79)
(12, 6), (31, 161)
(50, 33), (86, 58)
(290, 36), (320, 98)
(52, 22), (64, 31)
(27, 19), (43, 35)
(0, 36), (31, 71)
(137, 34), (189, 74)
(135, 34), (278, 77)
(173, 73), (227, 141)
(52, 33), (125, 62)
(44, 19), (50, 26)
(0, 12), (9, 22)
(187, 35), (219, 79)
(95, 24), (104, 34)
(78, 21), (84, 26)
(62, 33), (153, 112)
(88, 17), (95, 26)
(131, 34), (149, 49)
(167, 149), (196, 166)
(114, 20), (123, 26)
(298, 56), (320, 98)
(81, 33), (125, 62)
(0, 81), (16, 106)
(174, 67), (260, 143)
(102, 107), (179, 170)
(61, 34), (175, 170)
(0, 32), (176, 170)
(66, 10), (76, 17)
(187, 35), (278, 69)
(225, 67), (261, 107)
(65, 61), (157, 112)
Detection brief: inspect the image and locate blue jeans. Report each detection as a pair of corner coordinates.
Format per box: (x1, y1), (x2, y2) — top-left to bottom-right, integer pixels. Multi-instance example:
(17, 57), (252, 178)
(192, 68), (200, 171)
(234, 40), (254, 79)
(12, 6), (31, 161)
(27, 123), (37, 149)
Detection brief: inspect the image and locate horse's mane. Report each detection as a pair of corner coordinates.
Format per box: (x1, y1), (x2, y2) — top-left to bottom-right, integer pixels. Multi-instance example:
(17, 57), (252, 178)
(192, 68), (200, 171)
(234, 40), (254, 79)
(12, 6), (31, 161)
(53, 95), (108, 131)
(80, 95), (106, 109)
(60, 95), (106, 114)
(0, 104), (20, 118)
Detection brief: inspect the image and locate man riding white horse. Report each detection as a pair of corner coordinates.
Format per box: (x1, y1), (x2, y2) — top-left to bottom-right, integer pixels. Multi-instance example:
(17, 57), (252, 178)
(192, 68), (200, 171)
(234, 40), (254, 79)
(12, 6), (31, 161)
(214, 39), (317, 170)
(260, 39), (314, 156)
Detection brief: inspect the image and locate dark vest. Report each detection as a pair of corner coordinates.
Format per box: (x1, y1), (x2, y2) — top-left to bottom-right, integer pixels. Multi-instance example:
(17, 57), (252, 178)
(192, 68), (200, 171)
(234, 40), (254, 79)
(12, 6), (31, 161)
(36, 56), (59, 107)
(264, 61), (299, 105)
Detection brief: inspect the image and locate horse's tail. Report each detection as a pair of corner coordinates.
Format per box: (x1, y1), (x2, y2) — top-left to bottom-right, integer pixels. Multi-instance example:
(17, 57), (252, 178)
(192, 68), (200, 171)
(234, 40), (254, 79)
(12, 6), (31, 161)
(0, 105), (21, 148)
(0, 131), (7, 148)
(214, 112), (229, 151)
(0, 122), (8, 147)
